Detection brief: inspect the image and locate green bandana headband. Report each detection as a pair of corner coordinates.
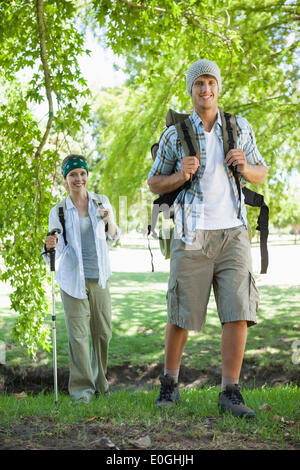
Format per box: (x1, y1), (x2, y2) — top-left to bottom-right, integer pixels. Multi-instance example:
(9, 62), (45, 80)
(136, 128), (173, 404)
(62, 157), (89, 178)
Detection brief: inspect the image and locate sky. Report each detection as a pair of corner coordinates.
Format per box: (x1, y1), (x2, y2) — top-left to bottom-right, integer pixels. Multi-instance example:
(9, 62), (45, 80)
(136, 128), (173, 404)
(77, 31), (127, 92)
(15, 30), (126, 123)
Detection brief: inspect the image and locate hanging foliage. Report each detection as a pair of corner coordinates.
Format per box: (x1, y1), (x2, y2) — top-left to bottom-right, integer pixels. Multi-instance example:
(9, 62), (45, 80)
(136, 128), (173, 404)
(0, 0), (299, 356)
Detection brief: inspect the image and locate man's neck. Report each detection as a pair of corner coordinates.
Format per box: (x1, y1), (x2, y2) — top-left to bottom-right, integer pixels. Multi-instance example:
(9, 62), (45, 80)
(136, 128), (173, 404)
(195, 107), (218, 132)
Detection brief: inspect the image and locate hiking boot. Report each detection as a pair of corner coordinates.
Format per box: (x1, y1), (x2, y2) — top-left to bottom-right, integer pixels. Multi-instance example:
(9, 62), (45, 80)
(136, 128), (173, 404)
(218, 384), (255, 418)
(154, 374), (181, 408)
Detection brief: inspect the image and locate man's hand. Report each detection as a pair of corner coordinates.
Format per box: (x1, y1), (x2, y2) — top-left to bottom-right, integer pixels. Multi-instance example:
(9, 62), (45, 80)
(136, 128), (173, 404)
(148, 156), (199, 195)
(181, 156), (199, 180)
(225, 149), (268, 184)
(225, 149), (248, 175)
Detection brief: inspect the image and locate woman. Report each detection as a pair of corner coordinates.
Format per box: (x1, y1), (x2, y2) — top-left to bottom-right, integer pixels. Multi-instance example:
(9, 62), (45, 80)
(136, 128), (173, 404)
(43, 154), (120, 403)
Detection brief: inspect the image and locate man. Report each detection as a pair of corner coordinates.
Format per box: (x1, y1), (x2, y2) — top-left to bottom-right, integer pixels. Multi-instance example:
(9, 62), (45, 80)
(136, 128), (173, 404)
(147, 59), (268, 417)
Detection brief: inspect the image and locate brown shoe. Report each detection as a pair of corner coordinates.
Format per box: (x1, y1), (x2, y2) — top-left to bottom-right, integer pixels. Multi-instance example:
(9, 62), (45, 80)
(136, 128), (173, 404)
(218, 384), (255, 418)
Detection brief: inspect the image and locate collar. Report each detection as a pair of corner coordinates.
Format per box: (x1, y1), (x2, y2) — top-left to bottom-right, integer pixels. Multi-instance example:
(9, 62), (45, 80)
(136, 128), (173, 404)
(190, 109), (222, 132)
(65, 190), (95, 210)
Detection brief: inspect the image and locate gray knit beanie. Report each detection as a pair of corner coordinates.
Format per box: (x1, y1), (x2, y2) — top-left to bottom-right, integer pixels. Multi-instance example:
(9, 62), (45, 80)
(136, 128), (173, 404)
(186, 59), (222, 96)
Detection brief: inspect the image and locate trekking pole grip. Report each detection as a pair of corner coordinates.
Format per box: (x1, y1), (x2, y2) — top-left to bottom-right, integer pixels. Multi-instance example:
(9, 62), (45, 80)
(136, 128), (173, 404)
(47, 228), (61, 272)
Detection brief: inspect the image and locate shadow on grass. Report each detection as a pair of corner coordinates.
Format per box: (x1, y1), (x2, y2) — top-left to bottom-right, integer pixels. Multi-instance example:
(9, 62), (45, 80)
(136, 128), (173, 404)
(111, 271), (169, 286)
(108, 274), (300, 373)
(0, 272), (299, 379)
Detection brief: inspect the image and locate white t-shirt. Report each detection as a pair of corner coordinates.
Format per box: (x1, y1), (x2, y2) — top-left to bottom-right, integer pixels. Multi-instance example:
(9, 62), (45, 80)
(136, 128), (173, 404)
(196, 127), (243, 230)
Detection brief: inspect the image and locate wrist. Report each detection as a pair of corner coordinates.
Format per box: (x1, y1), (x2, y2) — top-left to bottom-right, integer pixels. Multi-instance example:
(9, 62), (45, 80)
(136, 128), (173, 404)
(103, 215), (113, 225)
(179, 170), (190, 183)
(240, 163), (250, 179)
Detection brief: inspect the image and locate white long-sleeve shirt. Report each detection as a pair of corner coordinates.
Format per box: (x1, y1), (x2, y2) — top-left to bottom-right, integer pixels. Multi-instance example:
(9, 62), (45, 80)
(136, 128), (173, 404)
(42, 191), (120, 299)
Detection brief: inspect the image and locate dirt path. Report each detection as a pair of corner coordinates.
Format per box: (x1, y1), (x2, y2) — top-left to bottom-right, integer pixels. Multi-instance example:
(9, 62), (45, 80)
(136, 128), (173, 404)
(1, 417), (298, 451)
(1, 361), (299, 395)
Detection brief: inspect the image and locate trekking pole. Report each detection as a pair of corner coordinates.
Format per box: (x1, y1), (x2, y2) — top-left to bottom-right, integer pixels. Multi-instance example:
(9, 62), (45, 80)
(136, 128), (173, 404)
(48, 228), (61, 405)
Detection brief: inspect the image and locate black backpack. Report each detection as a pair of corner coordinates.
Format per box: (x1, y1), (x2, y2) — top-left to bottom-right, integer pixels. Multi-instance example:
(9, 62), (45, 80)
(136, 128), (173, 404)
(148, 108), (269, 274)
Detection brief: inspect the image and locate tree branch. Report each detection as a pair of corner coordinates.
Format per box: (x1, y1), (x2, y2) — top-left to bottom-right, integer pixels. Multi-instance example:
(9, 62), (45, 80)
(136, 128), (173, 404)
(232, 95), (291, 114)
(117, 0), (166, 14)
(183, 13), (229, 43)
(117, 0), (233, 43)
(227, 0), (296, 14)
(34, 0), (54, 216)
(35, 0), (54, 158)
(249, 17), (299, 35)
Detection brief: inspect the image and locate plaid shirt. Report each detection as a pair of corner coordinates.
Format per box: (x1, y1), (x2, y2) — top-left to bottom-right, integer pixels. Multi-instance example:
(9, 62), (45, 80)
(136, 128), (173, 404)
(148, 109), (267, 244)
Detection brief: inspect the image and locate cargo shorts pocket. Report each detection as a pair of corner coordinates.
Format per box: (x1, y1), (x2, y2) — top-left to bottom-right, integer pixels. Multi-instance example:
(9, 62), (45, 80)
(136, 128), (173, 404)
(166, 278), (179, 322)
(249, 273), (259, 315)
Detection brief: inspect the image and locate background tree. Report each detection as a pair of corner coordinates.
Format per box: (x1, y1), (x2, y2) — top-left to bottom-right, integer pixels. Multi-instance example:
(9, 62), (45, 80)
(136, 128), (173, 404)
(89, 0), (299, 227)
(0, 0), (299, 355)
(0, 0), (91, 355)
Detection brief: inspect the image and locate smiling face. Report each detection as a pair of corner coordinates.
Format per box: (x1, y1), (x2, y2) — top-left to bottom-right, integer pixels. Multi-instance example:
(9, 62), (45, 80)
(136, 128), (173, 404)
(191, 74), (219, 114)
(65, 167), (88, 194)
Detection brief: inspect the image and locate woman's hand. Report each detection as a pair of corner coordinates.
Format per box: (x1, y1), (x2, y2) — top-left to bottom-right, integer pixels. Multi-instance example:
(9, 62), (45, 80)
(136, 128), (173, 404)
(97, 204), (111, 222)
(45, 234), (58, 251)
(97, 204), (116, 239)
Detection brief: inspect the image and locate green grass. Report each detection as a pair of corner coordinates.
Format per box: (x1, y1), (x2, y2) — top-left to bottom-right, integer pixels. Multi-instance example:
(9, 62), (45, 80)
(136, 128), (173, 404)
(1, 272), (299, 372)
(0, 385), (299, 448)
(0, 248), (300, 449)
(1, 271), (300, 449)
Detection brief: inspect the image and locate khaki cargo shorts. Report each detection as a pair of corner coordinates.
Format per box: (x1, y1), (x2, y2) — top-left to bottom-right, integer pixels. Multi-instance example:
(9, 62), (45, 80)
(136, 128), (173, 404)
(167, 226), (259, 330)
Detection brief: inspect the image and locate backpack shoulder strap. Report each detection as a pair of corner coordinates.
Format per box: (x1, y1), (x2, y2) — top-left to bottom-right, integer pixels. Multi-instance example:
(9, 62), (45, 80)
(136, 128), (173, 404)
(219, 108), (238, 153)
(219, 108), (242, 218)
(219, 108), (269, 273)
(56, 199), (68, 246)
(165, 109), (199, 158)
(90, 192), (102, 204)
(175, 118), (199, 158)
(242, 187), (269, 274)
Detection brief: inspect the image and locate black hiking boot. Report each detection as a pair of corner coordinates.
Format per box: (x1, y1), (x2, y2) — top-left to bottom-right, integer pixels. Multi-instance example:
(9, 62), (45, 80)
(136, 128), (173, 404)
(218, 384), (255, 418)
(154, 374), (181, 408)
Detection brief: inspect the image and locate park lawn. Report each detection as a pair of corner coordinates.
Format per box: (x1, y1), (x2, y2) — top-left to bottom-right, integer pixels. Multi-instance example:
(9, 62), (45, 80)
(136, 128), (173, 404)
(0, 271), (299, 375)
(1, 271), (300, 450)
(0, 385), (299, 449)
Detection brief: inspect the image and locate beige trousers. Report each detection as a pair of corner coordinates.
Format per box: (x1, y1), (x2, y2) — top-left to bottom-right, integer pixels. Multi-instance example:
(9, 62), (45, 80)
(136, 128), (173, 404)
(60, 279), (112, 402)
(167, 226), (259, 330)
